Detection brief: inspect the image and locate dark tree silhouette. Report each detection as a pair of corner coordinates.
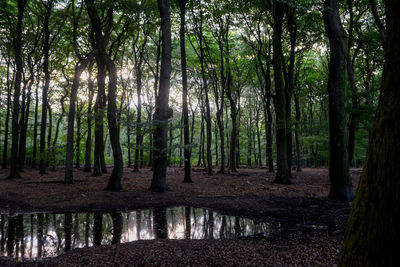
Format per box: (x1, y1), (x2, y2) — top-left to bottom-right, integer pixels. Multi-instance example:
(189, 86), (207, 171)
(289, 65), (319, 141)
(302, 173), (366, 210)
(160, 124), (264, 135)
(150, 0), (172, 192)
(339, 0), (400, 265)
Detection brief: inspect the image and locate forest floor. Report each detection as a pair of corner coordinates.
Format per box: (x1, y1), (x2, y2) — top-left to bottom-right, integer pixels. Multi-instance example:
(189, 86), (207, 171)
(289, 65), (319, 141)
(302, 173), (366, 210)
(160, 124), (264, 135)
(0, 166), (361, 266)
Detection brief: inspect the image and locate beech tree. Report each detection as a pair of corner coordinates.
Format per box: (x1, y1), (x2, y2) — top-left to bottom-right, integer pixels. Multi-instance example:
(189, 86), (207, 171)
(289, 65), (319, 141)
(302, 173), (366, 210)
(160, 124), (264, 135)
(323, 0), (355, 201)
(339, 0), (400, 265)
(178, 0), (193, 182)
(6, 0), (27, 179)
(271, 1), (291, 184)
(149, 0), (172, 192)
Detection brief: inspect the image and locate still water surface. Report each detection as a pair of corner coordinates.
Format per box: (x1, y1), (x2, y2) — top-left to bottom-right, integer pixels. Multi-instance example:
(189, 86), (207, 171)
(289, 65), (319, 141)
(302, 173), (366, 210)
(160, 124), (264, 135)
(0, 206), (279, 260)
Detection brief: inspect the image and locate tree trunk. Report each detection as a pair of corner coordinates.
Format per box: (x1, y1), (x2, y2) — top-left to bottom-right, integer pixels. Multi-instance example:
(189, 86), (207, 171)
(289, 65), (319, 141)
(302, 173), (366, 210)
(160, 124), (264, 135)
(178, 0), (192, 182)
(8, 0), (27, 179)
(133, 63), (143, 172)
(84, 63), (94, 172)
(285, 7), (297, 176)
(39, 0), (53, 175)
(226, 48), (237, 172)
(31, 80), (39, 168)
(323, 0), (354, 201)
(256, 106), (262, 167)
(92, 64), (107, 176)
(167, 123), (173, 166)
(2, 62), (11, 169)
(272, 1), (291, 184)
(150, 0), (171, 192)
(346, 0), (359, 167)
(339, 1), (400, 264)
(19, 79), (33, 172)
(47, 104), (53, 167)
(75, 104), (82, 168)
(197, 113), (204, 167)
(85, 1), (124, 191)
(294, 92), (302, 172)
(65, 58), (92, 184)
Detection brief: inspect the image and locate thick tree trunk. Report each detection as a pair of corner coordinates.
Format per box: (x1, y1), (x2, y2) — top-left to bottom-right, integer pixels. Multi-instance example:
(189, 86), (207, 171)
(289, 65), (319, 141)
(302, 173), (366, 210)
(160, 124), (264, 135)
(272, 1), (291, 184)
(339, 1), (400, 264)
(150, 0), (171, 192)
(8, 0), (26, 179)
(178, 0), (192, 182)
(323, 0), (354, 201)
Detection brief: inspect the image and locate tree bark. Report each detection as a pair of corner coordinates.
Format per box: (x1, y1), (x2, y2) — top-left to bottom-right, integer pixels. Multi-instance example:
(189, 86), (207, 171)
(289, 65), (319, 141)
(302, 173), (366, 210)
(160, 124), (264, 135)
(272, 1), (291, 184)
(133, 36), (148, 172)
(31, 79), (39, 168)
(339, 1), (400, 264)
(85, 0), (124, 191)
(196, 6), (213, 175)
(178, 0), (192, 182)
(150, 0), (172, 192)
(323, 0), (354, 201)
(84, 63), (94, 172)
(294, 92), (302, 172)
(39, 0), (54, 175)
(2, 61), (11, 169)
(8, 0), (27, 179)
(19, 77), (33, 171)
(92, 64), (107, 176)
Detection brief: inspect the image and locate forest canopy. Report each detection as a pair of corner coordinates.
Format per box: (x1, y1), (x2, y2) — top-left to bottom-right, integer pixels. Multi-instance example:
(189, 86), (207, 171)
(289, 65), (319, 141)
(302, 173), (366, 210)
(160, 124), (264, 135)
(0, 0), (383, 192)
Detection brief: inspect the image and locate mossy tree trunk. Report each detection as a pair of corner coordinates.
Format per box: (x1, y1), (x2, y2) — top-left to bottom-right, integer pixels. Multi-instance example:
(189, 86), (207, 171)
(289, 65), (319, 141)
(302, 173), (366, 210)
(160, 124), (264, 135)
(339, 0), (400, 265)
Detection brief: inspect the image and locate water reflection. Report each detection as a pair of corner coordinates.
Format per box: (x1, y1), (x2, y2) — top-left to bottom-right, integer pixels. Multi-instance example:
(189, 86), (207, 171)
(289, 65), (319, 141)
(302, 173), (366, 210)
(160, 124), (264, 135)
(0, 207), (277, 260)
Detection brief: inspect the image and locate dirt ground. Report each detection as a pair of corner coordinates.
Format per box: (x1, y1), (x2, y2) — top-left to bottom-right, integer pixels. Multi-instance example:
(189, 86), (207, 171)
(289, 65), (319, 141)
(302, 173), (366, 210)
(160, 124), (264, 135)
(0, 166), (361, 266)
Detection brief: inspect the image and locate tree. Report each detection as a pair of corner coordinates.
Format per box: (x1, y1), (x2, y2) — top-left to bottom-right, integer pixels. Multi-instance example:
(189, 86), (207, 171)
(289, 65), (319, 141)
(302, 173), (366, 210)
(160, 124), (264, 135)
(65, 0), (95, 184)
(178, 0), (193, 183)
(150, 0), (172, 192)
(323, 0), (355, 201)
(39, 0), (54, 174)
(339, 0), (400, 265)
(6, 0), (27, 179)
(85, 0), (124, 191)
(272, 1), (291, 184)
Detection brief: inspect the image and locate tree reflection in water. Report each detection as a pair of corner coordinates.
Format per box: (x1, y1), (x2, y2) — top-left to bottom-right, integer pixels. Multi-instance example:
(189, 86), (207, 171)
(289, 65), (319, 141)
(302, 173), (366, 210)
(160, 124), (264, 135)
(0, 206), (277, 260)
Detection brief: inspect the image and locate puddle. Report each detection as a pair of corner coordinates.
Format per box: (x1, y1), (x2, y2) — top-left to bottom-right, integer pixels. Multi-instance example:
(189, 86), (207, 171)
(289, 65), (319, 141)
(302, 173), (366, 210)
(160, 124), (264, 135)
(0, 207), (280, 260)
